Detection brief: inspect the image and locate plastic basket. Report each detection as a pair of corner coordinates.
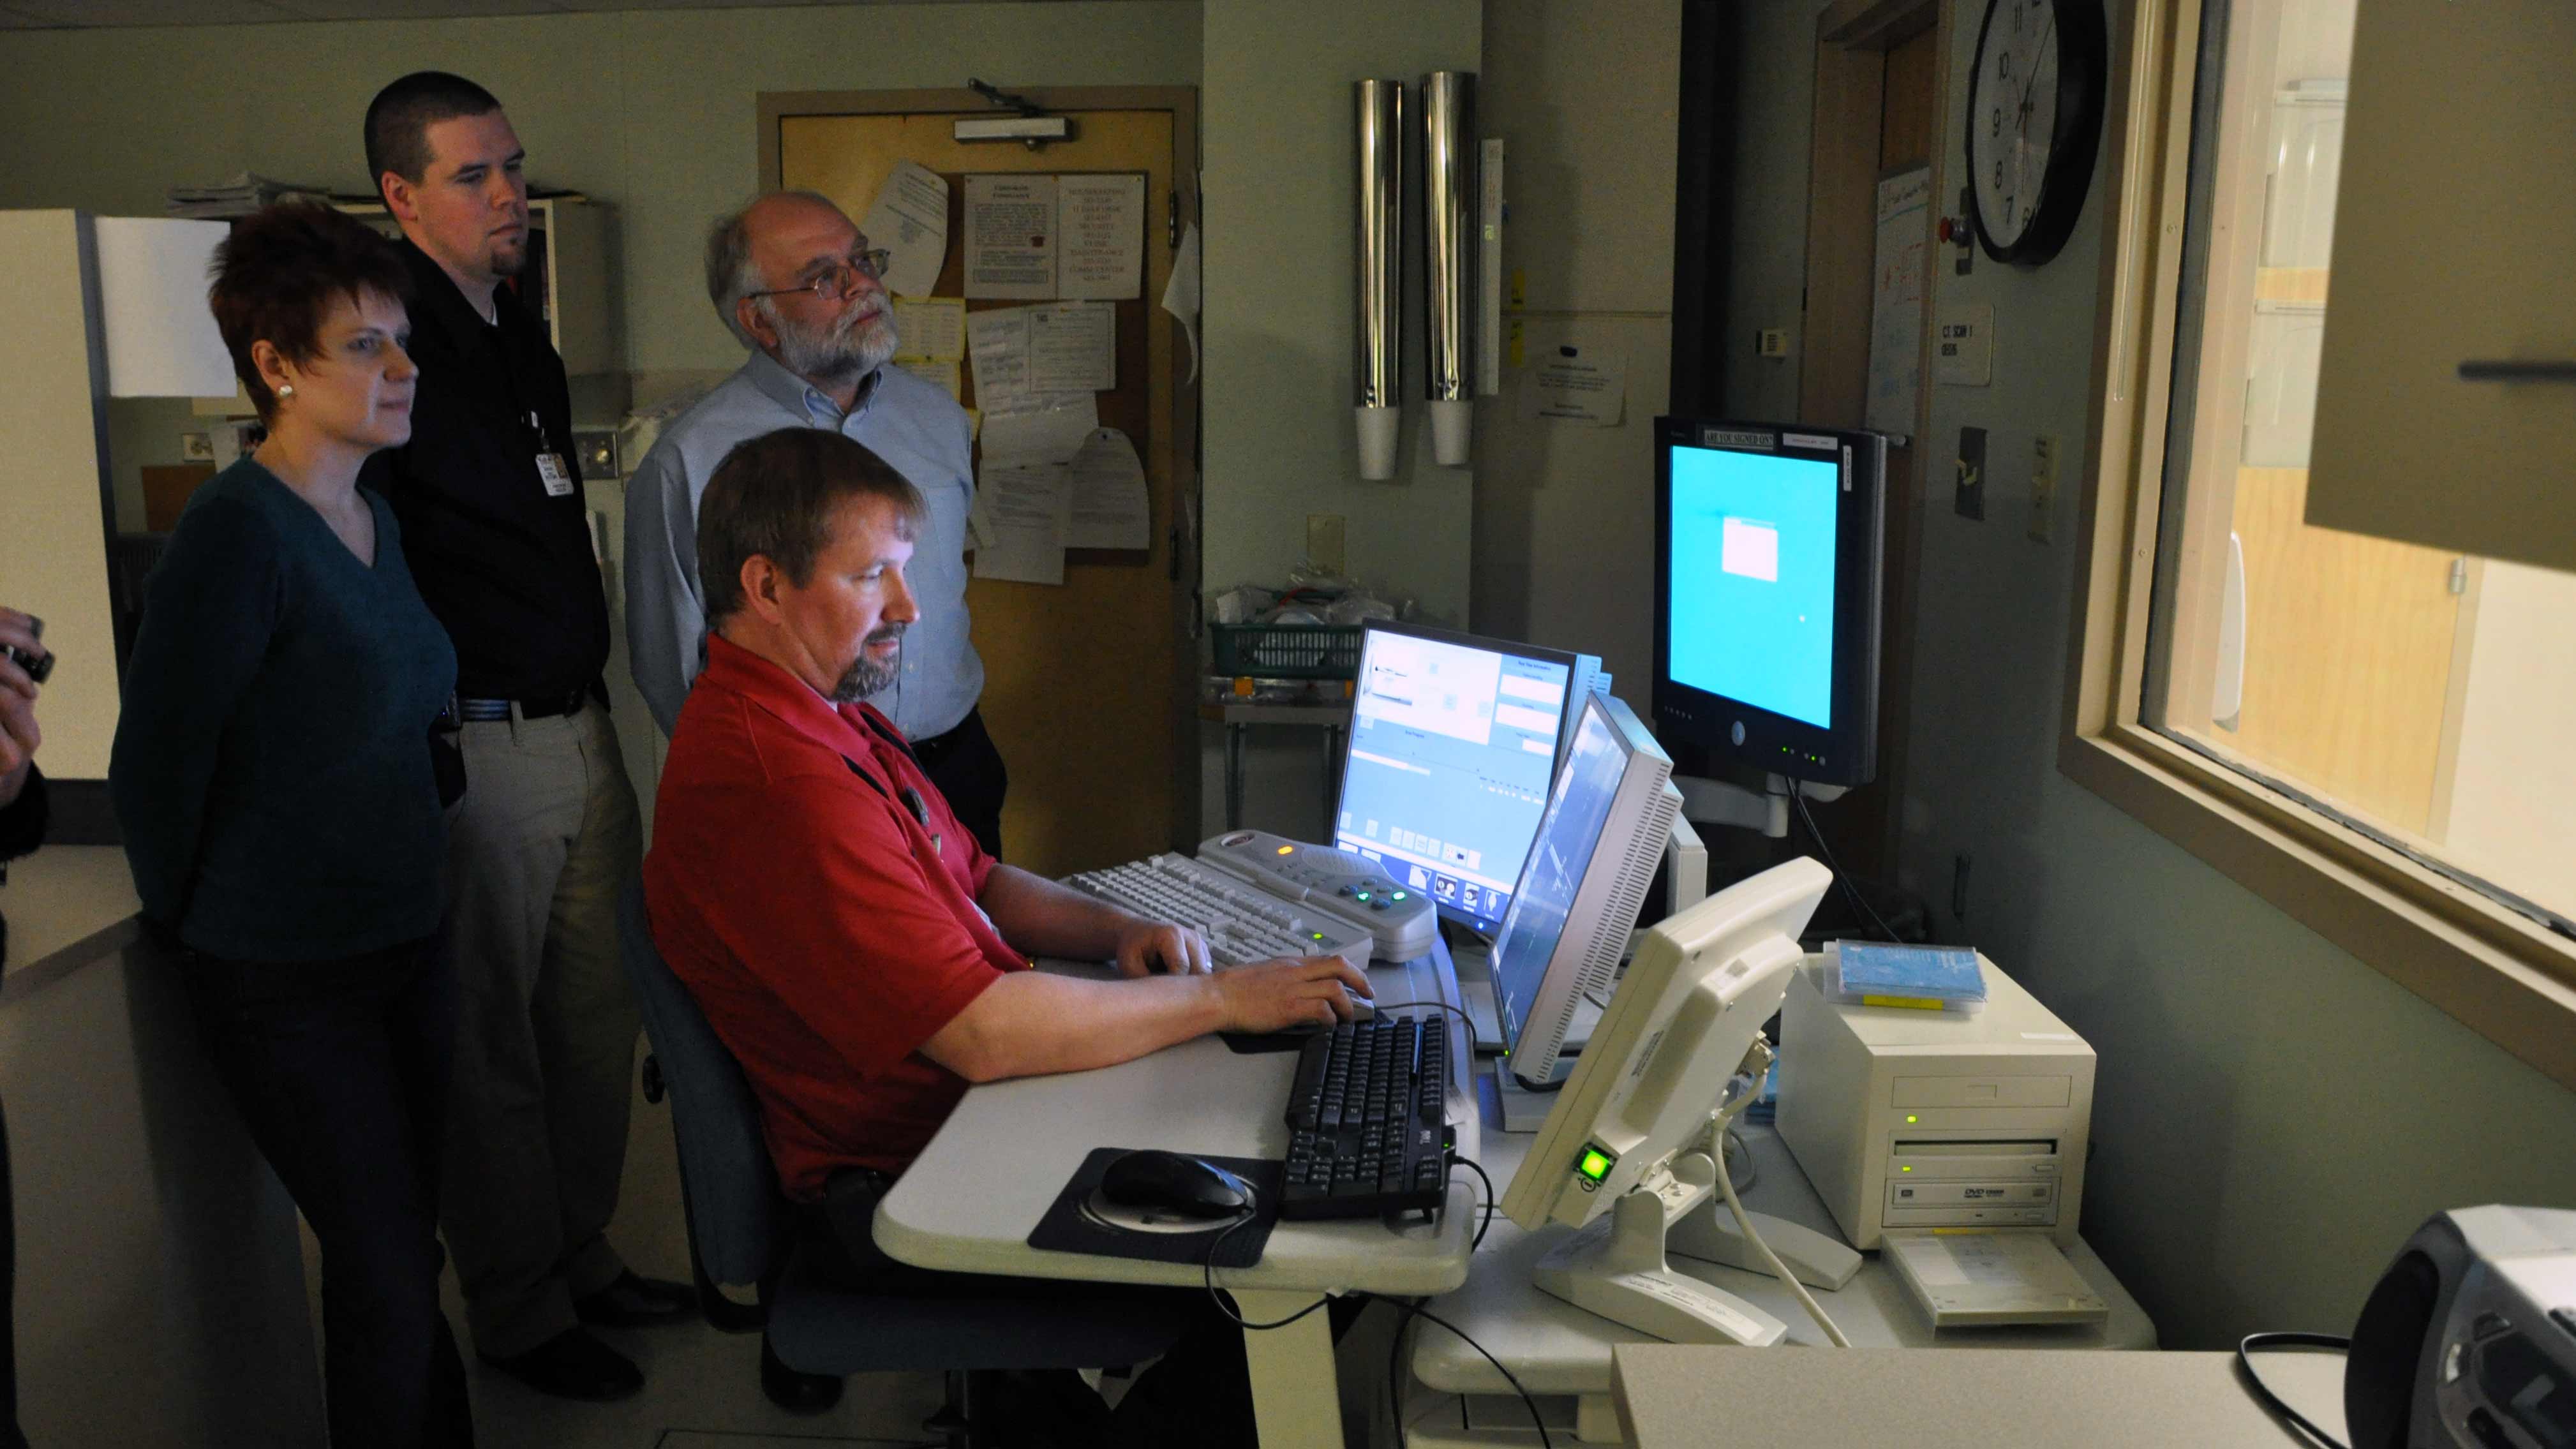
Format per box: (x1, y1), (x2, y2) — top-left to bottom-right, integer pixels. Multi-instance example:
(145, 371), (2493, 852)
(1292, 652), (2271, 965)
(1209, 623), (1364, 680)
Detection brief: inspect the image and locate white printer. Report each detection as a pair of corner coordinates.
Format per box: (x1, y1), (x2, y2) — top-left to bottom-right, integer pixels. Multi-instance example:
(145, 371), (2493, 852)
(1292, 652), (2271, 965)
(1776, 952), (2094, 1251)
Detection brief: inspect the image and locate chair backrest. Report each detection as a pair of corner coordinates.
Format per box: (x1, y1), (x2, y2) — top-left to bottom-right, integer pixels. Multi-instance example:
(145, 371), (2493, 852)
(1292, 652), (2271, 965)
(618, 876), (785, 1291)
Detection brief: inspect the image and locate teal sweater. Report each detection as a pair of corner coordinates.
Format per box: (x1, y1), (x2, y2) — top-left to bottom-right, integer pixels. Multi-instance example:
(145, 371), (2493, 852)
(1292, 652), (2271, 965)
(110, 460), (457, 962)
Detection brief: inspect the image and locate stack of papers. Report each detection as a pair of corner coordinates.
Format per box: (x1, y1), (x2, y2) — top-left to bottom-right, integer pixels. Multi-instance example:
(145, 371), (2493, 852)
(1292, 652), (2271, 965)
(165, 172), (336, 218)
(1823, 940), (1986, 1011)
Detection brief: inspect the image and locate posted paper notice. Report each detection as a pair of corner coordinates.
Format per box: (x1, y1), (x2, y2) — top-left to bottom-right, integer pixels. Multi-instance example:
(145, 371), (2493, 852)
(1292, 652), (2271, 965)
(964, 175), (1057, 299)
(1068, 427), (1150, 550)
(1057, 174), (1145, 301)
(862, 160), (950, 299)
(1518, 345), (1627, 425)
(893, 297), (966, 363)
(969, 461), (1072, 584)
(967, 303), (1108, 415)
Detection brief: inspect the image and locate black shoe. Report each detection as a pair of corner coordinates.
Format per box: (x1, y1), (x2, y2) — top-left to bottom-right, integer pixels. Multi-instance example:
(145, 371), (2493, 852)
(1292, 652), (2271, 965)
(760, 1335), (844, 1413)
(479, 1326), (644, 1402)
(574, 1270), (696, 1327)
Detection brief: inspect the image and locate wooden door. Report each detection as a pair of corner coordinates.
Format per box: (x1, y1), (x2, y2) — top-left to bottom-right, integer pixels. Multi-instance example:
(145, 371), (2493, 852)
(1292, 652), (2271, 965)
(767, 91), (1198, 878)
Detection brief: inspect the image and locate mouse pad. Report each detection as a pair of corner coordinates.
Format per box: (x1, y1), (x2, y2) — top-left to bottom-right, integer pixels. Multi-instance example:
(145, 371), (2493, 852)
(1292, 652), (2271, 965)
(1026, 1148), (1283, 1269)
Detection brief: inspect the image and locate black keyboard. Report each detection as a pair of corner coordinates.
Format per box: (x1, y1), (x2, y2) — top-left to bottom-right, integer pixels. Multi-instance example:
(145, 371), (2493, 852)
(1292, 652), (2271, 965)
(1278, 1014), (1450, 1220)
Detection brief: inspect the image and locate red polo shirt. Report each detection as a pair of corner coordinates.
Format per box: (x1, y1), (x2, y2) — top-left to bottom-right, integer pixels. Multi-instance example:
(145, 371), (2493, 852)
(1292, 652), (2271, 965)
(644, 634), (1025, 1200)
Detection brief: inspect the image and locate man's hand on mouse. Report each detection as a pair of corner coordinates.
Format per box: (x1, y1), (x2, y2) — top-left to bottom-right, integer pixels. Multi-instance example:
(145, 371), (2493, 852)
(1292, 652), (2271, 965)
(1207, 955), (1374, 1033)
(1110, 917), (1211, 978)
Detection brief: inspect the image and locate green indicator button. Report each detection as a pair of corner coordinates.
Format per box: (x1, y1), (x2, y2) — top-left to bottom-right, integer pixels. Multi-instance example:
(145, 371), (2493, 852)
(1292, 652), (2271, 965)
(1390, 891), (1408, 901)
(1577, 1148), (1614, 1182)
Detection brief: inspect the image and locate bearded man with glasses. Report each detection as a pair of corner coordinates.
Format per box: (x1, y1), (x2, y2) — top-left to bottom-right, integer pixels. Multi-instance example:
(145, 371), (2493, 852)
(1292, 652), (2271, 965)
(627, 191), (1007, 870)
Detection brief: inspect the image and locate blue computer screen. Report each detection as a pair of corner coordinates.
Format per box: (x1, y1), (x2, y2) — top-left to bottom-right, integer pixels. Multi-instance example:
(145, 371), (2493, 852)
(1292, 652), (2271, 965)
(1490, 698), (1627, 1055)
(1667, 445), (1839, 729)
(1335, 630), (1573, 934)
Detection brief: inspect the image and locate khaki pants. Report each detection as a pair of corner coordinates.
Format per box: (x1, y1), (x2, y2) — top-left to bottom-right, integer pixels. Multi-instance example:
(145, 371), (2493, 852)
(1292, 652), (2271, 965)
(441, 701), (643, 1357)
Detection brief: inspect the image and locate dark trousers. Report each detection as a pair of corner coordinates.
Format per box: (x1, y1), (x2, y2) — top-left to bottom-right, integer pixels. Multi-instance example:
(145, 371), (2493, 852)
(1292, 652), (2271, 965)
(914, 708), (1009, 863)
(803, 1171), (1284, 1449)
(0, 1091), (23, 1449)
(186, 939), (473, 1448)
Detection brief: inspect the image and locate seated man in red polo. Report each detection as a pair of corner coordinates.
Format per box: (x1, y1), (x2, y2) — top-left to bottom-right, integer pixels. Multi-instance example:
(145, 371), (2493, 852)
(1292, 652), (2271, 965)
(645, 426), (1370, 1443)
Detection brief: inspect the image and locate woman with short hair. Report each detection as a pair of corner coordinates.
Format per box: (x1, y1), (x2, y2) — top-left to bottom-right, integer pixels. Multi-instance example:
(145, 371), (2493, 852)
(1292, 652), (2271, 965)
(108, 200), (470, 1446)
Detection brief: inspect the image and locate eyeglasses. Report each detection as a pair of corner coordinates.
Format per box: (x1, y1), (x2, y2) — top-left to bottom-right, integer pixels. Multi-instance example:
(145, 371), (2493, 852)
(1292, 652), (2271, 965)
(747, 248), (893, 306)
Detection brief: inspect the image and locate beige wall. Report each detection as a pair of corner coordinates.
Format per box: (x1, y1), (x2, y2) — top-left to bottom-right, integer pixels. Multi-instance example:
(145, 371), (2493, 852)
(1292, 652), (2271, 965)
(1470, 0), (1680, 712)
(2439, 561), (2576, 916)
(1200, 0), (1481, 627)
(1718, 0), (2576, 1348)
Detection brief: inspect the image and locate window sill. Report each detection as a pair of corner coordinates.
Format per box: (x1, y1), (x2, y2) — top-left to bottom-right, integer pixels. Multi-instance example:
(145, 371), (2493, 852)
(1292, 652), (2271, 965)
(2059, 719), (2576, 1093)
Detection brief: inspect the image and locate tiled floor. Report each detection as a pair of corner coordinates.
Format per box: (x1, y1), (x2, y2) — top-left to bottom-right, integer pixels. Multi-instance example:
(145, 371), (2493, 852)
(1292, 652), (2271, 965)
(305, 1062), (955, 1449)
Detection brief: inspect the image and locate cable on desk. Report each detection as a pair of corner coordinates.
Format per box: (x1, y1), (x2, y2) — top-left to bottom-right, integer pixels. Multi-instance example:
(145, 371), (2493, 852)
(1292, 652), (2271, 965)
(1367, 1296), (1552, 1449)
(1723, 1124), (1757, 1192)
(1710, 1040), (1849, 1347)
(1787, 779), (1905, 944)
(1200, 1215), (1337, 1331)
(1447, 1152), (1497, 1249)
(2235, 1332), (2351, 1449)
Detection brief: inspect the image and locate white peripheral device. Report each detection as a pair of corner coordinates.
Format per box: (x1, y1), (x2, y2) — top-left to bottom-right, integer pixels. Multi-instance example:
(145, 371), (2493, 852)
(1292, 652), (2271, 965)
(1879, 1229), (2108, 1328)
(1500, 856), (1864, 1348)
(1063, 851), (1378, 969)
(1193, 829), (1438, 961)
(1776, 951), (2096, 1251)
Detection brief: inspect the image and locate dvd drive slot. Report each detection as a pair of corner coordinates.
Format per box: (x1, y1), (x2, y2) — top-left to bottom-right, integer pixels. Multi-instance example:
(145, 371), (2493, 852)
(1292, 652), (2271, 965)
(1893, 1138), (2058, 1157)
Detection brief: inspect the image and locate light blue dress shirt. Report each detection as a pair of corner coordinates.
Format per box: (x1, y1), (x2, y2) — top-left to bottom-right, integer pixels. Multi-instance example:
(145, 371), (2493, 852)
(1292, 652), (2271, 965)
(623, 351), (984, 741)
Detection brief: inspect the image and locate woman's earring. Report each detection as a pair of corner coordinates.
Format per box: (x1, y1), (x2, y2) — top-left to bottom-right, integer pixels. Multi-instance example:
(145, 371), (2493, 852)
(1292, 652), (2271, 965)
(277, 384), (294, 398)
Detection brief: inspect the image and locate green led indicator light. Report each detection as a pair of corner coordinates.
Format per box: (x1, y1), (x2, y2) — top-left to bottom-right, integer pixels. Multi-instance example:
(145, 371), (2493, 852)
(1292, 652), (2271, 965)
(1905, 1114), (1919, 1124)
(1390, 890), (1407, 901)
(1578, 1150), (1613, 1182)
(1310, 932), (1325, 941)
(1900, 1164), (1914, 1172)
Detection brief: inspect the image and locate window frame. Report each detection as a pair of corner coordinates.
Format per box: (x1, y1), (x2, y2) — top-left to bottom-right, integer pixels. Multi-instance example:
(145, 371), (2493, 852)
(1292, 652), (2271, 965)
(2060, 0), (2576, 1092)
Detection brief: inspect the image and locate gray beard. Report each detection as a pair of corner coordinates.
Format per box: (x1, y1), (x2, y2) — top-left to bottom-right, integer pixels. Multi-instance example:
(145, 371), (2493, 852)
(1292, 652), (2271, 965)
(771, 304), (898, 388)
(830, 628), (904, 702)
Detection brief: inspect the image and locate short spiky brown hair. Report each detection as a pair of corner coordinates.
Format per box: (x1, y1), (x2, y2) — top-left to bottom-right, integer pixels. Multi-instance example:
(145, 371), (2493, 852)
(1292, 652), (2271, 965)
(207, 202), (413, 422)
(699, 429), (927, 626)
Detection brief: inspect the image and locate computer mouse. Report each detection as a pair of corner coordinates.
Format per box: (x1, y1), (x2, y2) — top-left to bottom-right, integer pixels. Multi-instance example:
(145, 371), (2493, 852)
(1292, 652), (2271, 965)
(1098, 1149), (1253, 1220)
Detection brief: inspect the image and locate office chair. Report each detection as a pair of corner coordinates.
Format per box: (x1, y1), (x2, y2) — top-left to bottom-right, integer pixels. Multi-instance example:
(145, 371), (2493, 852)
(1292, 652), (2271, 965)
(616, 879), (1184, 1448)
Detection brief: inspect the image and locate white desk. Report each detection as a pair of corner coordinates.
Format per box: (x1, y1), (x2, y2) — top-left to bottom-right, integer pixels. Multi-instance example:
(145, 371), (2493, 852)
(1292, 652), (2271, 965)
(1611, 1344), (2346, 1448)
(877, 941), (1481, 1449)
(1403, 1074), (2155, 1446)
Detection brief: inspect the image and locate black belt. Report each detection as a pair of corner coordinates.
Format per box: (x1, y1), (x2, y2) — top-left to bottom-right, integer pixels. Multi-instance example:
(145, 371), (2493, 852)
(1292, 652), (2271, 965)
(444, 681), (599, 724)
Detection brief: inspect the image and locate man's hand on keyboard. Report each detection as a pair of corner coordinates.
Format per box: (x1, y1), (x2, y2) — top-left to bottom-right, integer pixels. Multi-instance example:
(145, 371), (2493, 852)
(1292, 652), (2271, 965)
(1111, 918), (1212, 978)
(1209, 956), (1375, 1034)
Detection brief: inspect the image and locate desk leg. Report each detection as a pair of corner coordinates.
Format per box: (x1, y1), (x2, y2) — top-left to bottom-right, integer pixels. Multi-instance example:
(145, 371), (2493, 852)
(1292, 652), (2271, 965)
(1232, 1289), (1342, 1449)
(1226, 722), (1246, 830)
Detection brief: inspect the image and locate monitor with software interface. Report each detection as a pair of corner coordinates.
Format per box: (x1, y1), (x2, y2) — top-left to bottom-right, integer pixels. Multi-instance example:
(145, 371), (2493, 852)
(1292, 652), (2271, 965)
(1333, 622), (1585, 936)
(1653, 419), (1886, 787)
(1487, 691), (1678, 1089)
(1499, 856), (1833, 1344)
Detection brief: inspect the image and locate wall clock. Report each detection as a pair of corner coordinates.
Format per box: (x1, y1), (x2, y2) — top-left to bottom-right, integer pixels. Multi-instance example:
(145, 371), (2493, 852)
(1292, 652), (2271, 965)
(1965, 0), (2110, 265)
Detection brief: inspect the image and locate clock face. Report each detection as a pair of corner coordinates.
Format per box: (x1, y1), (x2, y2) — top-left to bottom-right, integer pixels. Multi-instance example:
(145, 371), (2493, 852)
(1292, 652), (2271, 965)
(1965, 0), (2106, 266)
(1976, 0), (2062, 250)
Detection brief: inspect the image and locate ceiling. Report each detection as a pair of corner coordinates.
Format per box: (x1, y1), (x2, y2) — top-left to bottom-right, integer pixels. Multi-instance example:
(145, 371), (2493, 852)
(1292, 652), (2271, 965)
(0, 0), (1151, 28)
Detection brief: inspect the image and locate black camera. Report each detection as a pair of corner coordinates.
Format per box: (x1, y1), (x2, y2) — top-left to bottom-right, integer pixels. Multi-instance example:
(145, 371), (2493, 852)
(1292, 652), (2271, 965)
(4, 613), (52, 685)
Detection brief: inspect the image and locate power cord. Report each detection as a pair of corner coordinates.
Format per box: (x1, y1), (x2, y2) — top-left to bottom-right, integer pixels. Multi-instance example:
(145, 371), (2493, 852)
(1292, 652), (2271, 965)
(2236, 1332), (2351, 1449)
(1786, 778), (1906, 944)
(1708, 1041), (1849, 1347)
(1448, 1152), (1498, 1249)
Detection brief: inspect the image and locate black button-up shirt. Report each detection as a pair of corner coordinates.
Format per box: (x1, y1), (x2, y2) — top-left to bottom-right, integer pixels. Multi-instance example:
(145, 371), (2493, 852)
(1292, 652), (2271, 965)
(362, 239), (607, 700)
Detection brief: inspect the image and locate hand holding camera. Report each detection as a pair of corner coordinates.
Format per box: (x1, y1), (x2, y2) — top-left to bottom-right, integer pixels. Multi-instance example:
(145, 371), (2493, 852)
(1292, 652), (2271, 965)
(0, 608), (47, 807)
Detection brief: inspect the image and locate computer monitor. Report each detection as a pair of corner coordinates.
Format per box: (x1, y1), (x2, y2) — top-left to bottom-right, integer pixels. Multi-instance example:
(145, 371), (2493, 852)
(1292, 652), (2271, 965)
(1333, 622), (1586, 936)
(1499, 856), (1832, 1344)
(1487, 692), (1677, 1089)
(1653, 419), (1886, 787)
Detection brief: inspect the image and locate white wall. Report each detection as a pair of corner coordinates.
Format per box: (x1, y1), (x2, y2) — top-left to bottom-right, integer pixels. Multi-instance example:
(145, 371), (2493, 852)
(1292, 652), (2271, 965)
(2439, 561), (2576, 916)
(1715, 1), (2576, 1348)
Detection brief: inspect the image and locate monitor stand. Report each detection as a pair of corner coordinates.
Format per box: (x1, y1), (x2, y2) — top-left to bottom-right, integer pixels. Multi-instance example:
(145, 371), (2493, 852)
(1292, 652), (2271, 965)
(1529, 1150), (1789, 1346)
(1665, 1200), (1862, 1291)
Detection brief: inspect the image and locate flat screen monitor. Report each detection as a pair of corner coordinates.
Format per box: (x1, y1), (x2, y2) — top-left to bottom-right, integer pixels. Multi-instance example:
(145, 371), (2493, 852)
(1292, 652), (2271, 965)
(1488, 692), (1677, 1088)
(1334, 623), (1582, 936)
(1653, 419), (1886, 787)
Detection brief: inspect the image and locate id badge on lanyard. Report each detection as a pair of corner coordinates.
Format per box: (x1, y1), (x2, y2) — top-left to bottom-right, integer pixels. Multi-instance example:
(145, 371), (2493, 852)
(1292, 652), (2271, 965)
(526, 410), (574, 498)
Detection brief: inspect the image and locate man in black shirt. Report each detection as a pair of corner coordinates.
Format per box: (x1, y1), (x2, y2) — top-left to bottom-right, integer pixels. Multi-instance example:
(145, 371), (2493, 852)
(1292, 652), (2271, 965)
(362, 71), (687, 1402)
